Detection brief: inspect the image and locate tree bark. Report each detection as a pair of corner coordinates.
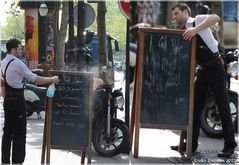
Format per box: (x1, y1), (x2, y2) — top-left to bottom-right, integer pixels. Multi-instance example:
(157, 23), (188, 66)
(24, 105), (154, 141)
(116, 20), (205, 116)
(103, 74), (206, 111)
(55, 2), (69, 70)
(97, 1), (107, 77)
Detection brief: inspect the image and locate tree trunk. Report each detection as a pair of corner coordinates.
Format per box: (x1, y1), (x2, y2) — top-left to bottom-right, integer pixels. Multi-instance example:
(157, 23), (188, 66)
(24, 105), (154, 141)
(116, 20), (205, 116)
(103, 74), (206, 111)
(55, 2), (69, 70)
(97, 1), (107, 77)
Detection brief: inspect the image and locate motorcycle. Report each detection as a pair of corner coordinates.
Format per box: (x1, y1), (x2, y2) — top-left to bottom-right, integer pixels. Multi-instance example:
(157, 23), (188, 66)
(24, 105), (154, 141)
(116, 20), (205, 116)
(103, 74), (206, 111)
(92, 82), (129, 157)
(23, 69), (48, 119)
(201, 49), (238, 138)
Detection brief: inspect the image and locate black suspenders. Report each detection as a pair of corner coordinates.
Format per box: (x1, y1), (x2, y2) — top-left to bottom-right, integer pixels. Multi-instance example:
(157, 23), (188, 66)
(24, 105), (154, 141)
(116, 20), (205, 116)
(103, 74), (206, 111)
(1, 59), (15, 84)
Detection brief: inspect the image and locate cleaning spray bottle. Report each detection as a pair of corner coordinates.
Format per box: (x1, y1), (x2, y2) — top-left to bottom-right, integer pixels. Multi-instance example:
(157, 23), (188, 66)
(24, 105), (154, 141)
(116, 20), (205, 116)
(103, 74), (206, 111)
(46, 83), (56, 98)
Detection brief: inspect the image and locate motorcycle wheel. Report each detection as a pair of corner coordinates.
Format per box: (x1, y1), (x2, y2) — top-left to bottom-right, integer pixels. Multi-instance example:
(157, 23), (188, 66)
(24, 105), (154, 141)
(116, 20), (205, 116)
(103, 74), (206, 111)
(26, 101), (34, 117)
(201, 94), (238, 138)
(92, 121), (129, 157)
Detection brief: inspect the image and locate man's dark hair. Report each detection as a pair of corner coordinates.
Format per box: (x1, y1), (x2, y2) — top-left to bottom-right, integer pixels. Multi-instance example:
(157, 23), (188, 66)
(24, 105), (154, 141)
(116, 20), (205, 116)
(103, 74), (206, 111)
(172, 3), (191, 16)
(6, 38), (21, 53)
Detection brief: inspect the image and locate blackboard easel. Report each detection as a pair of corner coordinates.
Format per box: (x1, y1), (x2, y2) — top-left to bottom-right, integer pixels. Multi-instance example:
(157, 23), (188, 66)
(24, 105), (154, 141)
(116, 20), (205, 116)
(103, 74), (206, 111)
(41, 70), (93, 164)
(130, 27), (196, 159)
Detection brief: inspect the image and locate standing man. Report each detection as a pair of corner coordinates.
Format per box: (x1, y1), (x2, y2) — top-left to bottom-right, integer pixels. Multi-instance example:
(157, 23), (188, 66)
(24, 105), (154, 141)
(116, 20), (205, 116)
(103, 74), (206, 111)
(171, 3), (237, 157)
(1, 39), (59, 164)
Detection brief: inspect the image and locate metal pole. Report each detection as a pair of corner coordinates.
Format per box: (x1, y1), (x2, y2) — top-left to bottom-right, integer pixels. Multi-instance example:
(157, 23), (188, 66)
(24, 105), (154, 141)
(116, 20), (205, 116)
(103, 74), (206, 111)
(68, 0), (74, 41)
(125, 20), (130, 128)
(77, 1), (85, 69)
(77, 1), (84, 47)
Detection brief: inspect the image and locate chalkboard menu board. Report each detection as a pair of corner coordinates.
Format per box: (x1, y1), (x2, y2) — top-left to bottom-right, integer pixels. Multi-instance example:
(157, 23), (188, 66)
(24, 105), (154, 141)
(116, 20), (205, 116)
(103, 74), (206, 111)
(131, 27), (196, 159)
(133, 27), (196, 128)
(49, 71), (93, 148)
(141, 31), (191, 125)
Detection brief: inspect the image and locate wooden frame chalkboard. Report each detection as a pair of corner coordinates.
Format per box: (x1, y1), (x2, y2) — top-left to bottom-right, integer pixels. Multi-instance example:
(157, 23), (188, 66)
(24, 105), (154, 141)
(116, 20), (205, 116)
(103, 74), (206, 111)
(130, 27), (196, 159)
(41, 70), (93, 164)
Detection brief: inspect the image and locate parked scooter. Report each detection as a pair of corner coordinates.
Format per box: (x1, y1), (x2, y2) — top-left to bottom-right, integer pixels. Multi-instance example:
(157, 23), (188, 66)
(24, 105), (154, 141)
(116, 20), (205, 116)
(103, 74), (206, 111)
(24, 69), (48, 119)
(92, 67), (129, 157)
(201, 49), (238, 138)
(24, 83), (47, 119)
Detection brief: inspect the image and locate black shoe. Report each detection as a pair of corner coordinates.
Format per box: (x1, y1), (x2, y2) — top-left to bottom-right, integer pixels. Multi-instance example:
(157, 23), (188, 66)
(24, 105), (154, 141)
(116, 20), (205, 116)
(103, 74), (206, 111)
(218, 148), (234, 158)
(170, 145), (186, 152)
(170, 145), (179, 151)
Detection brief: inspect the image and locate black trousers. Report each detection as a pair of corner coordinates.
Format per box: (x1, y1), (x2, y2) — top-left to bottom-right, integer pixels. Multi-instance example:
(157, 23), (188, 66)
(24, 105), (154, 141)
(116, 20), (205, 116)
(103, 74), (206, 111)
(193, 62), (237, 150)
(1, 96), (26, 164)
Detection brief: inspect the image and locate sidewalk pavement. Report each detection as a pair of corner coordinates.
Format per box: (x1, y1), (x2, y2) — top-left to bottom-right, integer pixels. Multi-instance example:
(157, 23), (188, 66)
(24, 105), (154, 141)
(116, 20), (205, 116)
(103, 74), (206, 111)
(1, 108), (238, 164)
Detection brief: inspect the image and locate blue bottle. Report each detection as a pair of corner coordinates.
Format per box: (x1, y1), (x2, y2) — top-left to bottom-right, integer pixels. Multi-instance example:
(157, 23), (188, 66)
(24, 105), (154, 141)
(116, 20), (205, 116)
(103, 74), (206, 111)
(46, 83), (56, 98)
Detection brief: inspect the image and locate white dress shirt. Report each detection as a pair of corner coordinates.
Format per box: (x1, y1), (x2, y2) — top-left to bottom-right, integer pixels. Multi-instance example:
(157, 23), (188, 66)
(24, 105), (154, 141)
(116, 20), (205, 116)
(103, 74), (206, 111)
(0, 54), (37, 89)
(186, 15), (219, 53)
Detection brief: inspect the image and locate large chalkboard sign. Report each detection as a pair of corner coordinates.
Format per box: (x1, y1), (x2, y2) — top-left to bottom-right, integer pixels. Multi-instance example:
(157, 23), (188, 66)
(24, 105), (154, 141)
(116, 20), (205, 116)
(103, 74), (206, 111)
(131, 27), (196, 158)
(141, 30), (192, 125)
(51, 71), (92, 147)
(41, 70), (93, 164)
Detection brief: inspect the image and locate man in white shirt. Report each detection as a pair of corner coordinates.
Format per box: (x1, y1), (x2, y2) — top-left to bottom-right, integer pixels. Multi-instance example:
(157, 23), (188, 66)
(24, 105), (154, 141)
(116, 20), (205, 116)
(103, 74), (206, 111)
(170, 3), (237, 158)
(1, 39), (59, 164)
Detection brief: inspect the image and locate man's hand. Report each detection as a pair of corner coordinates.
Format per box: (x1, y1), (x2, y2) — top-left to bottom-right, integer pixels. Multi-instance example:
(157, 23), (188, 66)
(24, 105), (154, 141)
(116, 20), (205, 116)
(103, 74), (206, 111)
(182, 27), (197, 40)
(51, 76), (60, 84)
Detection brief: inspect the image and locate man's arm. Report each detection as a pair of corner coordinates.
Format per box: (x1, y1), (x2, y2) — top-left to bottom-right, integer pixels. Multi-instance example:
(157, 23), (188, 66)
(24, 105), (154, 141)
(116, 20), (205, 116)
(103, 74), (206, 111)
(183, 14), (220, 40)
(195, 14), (220, 32)
(34, 76), (59, 85)
(20, 61), (59, 85)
